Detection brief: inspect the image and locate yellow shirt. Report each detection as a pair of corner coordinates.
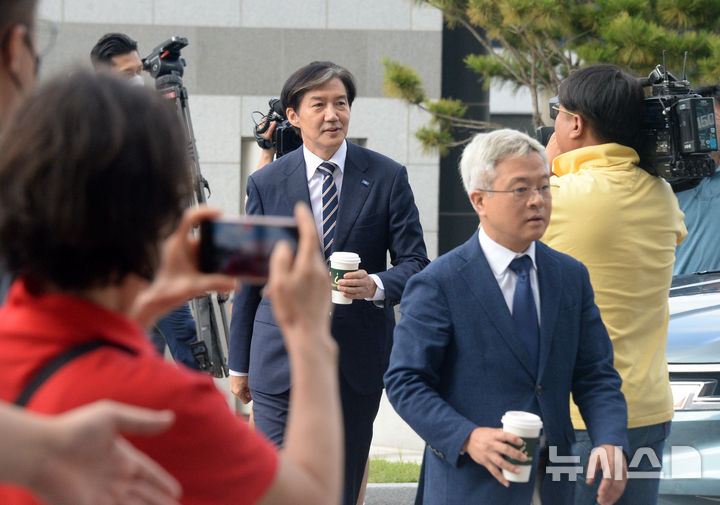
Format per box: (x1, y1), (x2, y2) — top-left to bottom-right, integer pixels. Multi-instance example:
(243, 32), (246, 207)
(542, 143), (687, 429)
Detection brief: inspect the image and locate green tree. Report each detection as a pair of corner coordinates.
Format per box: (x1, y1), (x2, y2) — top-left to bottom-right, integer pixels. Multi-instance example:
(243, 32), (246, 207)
(383, 0), (720, 153)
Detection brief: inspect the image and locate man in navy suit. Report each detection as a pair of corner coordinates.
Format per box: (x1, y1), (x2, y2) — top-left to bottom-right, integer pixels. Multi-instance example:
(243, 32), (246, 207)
(384, 129), (628, 505)
(229, 61), (429, 505)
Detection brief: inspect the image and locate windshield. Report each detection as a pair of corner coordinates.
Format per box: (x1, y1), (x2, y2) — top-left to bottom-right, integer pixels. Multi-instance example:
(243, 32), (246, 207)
(667, 279), (720, 364)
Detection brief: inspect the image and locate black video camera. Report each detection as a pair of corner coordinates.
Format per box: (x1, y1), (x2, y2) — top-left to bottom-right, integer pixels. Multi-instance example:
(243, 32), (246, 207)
(142, 36), (187, 80)
(640, 61), (717, 182)
(253, 98), (303, 158)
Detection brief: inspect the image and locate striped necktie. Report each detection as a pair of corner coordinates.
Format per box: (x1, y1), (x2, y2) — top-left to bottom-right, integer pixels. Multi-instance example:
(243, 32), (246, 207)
(319, 161), (338, 260)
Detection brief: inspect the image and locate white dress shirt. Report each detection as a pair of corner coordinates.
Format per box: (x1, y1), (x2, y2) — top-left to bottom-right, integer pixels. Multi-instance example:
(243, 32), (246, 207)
(303, 141), (347, 241)
(477, 227), (540, 324)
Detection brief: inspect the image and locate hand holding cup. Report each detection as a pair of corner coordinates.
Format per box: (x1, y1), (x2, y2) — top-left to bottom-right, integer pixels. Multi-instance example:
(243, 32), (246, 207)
(501, 411), (543, 483)
(329, 252), (361, 304)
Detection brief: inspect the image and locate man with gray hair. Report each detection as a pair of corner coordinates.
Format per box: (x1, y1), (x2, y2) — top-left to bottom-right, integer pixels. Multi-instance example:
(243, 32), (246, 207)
(385, 128), (628, 505)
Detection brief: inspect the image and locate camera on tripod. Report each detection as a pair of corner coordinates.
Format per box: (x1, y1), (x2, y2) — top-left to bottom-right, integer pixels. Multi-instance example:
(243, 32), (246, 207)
(141, 36), (231, 378)
(253, 98), (303, 158)
(142, 36), (187, 80)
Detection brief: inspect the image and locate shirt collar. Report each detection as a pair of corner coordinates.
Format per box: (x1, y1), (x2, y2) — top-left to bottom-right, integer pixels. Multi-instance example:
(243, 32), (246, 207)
(552, 142), (640, 177)
(304, 140), (347, 182)
(478, 227), (537, 275)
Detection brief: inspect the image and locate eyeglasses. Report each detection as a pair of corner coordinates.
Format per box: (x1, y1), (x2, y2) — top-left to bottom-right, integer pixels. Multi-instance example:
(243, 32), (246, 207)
(550, 104), (577, 120)
(33, 20), (58, 60)
(477, 184), (555, 202)
(19, 20), (57, 71)
(20, 26), (39, 73)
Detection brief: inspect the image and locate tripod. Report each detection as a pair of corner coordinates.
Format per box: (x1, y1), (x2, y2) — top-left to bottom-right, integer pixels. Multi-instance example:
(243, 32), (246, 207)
(145, 38), (230, 377)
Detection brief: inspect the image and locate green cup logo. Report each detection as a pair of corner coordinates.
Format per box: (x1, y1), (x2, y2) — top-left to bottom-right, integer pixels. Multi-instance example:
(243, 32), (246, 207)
(504, 436), (538, 466)
(330, 268), (352, 290)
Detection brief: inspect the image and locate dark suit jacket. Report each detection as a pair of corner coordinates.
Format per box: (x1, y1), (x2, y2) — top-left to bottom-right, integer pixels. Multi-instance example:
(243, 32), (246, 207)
(230, 141), (429, 395)
(384, 233), (628, 505)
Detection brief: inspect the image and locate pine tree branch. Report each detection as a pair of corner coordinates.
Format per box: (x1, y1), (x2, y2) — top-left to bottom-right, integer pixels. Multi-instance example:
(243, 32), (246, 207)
(418, 102), (500, 130)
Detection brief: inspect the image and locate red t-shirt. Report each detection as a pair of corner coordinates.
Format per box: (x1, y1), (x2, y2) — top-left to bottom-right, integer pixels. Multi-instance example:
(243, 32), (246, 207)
(0, 280), (278, 505)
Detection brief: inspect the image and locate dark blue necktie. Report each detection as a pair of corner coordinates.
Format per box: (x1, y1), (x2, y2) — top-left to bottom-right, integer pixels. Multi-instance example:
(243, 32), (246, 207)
(318, 161), (338, 260)
(509, 255), (539, 374)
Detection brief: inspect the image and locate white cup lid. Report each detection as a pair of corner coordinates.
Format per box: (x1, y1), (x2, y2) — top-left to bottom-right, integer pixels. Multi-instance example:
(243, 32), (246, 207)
(329, 251), (361, 264)
(501, 411), (543, 430)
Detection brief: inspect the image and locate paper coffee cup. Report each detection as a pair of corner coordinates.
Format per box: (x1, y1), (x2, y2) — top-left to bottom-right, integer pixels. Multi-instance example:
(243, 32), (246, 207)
(501, 411), (543, 483)
(329, 252), (361, 304)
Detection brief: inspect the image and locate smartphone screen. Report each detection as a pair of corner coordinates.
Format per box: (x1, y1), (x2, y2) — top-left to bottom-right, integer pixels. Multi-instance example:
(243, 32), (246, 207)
(199, 215), (299, 281)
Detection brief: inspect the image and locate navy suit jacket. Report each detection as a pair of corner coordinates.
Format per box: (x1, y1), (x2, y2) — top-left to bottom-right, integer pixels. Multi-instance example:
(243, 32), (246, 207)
(230, 141), (429, 395)
(384, 233), (628, 505)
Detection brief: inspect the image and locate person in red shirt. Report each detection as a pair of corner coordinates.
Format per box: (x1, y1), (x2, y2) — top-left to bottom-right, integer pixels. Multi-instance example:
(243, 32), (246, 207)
(0, 70), (342, 505)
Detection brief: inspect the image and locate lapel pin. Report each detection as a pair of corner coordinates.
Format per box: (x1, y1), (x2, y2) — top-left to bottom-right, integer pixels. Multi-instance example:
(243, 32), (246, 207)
(361, 179), (369, 186)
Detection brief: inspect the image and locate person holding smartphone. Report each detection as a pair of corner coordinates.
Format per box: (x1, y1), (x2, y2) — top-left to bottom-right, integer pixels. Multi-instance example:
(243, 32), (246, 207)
(0, 70), (342, 505)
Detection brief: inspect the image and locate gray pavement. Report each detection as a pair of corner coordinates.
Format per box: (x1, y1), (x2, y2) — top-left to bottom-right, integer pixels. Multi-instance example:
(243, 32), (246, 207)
(365, 483), (417, 505)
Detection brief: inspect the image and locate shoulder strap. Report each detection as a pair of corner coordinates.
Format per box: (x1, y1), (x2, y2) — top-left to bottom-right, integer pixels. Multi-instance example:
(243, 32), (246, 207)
(15, 340), (135, 407)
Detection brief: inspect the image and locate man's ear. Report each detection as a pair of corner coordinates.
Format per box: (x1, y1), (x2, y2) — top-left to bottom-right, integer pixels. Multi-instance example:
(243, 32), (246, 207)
(569, 113), (586, 141)
(286, 107), (299, 128)
(469, 189), (486, 218)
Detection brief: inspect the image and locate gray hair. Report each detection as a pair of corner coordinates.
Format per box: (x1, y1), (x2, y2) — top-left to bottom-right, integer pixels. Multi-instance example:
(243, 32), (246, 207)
(459, 128), (548, 196)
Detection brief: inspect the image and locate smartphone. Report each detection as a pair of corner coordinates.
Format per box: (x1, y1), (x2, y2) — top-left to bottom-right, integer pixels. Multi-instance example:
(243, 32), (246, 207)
(199, 215), (299, 281)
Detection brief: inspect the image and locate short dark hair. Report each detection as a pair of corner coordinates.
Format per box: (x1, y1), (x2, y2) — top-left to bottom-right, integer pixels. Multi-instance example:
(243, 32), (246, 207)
(695, 84), (720, 102)
(558, 64), (645, 151)
(0, 70), (192, 291)
(280, 61), (357, 114)
(0, 0), (36, 50)
(90, 32), (138, 69)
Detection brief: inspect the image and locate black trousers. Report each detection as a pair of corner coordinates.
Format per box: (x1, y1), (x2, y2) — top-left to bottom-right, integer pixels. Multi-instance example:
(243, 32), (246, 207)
(252, 373), (382, 505)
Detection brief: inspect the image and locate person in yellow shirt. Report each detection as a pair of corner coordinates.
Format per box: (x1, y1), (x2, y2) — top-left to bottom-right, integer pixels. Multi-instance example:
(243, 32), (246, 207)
(543, 64), (686, 505)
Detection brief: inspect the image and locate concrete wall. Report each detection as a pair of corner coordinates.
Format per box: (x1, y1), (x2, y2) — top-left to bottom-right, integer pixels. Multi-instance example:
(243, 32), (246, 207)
(36, 0), (442, 259)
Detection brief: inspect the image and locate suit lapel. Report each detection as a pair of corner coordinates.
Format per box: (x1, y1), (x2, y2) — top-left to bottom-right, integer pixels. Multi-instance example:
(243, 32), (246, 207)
(458, 236), (537, 380)
(334, 142), (371, 253)
(282, 149), (312, 211)
(535, 242), (560, 382)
